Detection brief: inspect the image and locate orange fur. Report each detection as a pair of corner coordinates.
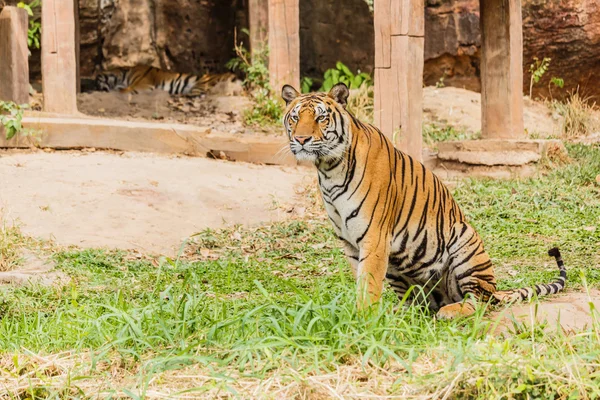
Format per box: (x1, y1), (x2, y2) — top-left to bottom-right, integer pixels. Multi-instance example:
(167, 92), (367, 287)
(96, 66), (235, 96)
(281, 83), (567, 319)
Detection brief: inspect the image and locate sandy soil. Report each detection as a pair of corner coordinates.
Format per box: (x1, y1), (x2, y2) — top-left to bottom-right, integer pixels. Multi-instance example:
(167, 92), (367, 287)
(492, 290), (600, 333)
(0, 151), (312, 254)
(423, 86), (562, 136)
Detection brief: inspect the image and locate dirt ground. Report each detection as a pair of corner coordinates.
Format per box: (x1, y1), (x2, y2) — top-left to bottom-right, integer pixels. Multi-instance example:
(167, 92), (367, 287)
(423, 86), (562, 136)
(491, 290), (600, 333)
(30, 79), (280, 136)
(0, 151), (312, 254)
(31, 85), (566, 139)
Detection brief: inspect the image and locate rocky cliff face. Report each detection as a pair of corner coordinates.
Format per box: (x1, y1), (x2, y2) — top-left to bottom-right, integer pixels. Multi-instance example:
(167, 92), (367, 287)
(424, 0), (481, 91)
(423, 0), (600, 98)
(522, 0), (600, 98)
(5, 0), (598, 98)
(300, 0), (374, 78)
(78, 0), (246, 76)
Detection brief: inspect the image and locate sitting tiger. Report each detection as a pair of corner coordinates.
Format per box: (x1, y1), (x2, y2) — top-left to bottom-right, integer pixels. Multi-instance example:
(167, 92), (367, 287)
(281, 83), (567, 319)
(95, 66), (236, 96)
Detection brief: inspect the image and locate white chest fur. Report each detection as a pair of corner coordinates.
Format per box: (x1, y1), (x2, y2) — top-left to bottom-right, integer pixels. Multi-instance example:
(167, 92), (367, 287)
(319, 179), (365, 250)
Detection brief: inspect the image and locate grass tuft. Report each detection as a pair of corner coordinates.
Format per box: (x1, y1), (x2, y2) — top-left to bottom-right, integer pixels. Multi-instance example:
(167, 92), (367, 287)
(0, 215), (25, 272)
(347, 85), (374, 124)
(550, 91), (599, 140)
(423, 122), (480, 149)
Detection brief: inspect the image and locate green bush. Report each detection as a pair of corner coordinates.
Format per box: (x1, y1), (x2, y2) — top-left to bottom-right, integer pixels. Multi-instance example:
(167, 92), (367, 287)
(319, 62), (372, 92)
(17, 0), (41, 50)
(226, 30), (283, 126)
(0, 101), (27, 140)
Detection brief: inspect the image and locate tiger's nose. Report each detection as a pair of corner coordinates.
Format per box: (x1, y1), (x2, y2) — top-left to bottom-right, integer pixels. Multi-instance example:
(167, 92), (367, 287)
(294, 136), (312, 145)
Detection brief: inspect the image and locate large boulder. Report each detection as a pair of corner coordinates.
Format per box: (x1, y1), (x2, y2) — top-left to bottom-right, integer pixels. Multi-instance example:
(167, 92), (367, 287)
(423, 0), (600, 98)
(300, 0), (374, 78)
(424, 0), (481, 91)
(522, 0), (600, 99)
(77, 0), (244, 75)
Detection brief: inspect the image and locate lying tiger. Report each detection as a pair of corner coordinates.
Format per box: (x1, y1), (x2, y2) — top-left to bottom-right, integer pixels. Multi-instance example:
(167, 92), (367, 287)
(281, 83), (566, 319)
(95, 66), (236, 96)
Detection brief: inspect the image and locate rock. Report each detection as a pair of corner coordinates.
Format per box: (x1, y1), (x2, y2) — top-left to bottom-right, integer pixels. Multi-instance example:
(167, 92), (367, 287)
(424, 0), (600, 99)
(300, 0), (374, 79)
(522, 0), (600, 99)
(424, 0), (480, 91)
(78, 0), (100, 76)
(436, 139), (566, 166)
(100, 0), (159, 70)
(77, 0), (243, 75)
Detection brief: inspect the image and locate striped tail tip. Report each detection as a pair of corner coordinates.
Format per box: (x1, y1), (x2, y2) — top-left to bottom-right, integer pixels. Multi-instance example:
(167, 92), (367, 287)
(492, 247), (567, 303)
(548, 247), (561, 258)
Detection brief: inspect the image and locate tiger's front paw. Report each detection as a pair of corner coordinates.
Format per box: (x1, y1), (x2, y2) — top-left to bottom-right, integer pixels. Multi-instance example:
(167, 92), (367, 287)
(436, 302), (476, 320)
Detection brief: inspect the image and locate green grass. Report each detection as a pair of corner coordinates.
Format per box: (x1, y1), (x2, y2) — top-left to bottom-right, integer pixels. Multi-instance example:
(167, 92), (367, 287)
(423, 122), (480, 148)
(1, 144), (600, 398)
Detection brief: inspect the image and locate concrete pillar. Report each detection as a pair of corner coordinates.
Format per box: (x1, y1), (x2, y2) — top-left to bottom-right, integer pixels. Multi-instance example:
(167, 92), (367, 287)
(249, 0), (269, 56)
(373, 0), (424, 161)
(0, 6), (29, 105)
(480, 0), (525, 139)
(41, 0), (78, 114)
(268, 0), (300, 92)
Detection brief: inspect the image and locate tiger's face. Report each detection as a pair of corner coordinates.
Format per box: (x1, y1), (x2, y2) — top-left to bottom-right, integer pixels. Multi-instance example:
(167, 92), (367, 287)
(281, 83), (351, 164)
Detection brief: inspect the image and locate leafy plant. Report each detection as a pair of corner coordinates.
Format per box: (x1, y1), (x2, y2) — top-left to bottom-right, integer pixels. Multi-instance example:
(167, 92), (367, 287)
(422, 122), (479, 148)
(528, 56), (550, 99)
(0, 101), (28, 140)
(435, 76), (445, 88)
(17, 0), (41, 50)
(300, 77), (314, 94)
(226, 30), (283, 126)
(548, 76), (565, 98)
(319, 62), (372, 92)
(550, 77), (564, 89)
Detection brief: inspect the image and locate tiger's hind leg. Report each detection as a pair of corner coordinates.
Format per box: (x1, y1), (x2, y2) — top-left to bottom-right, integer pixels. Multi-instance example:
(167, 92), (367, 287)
(436, 223), (497, 319)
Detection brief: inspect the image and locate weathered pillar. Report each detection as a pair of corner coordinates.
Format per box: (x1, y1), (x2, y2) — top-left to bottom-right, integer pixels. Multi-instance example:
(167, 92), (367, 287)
(374, 0), (424, 161)
(42, 0), (78, 114)
(74, 0), (81, 93)
(0, 6), (29, 105)
(480, 0), (524, 139)
(268, 0), (300, 92)
(249, 0), (269, 55)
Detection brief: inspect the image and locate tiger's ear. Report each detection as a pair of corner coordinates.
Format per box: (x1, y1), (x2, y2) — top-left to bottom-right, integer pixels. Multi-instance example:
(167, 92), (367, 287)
(328, 83), (350, 108)
(282, 85), (300, 105)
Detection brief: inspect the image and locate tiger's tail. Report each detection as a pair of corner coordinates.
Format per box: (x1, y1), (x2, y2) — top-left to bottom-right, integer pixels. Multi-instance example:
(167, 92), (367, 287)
(493, 247), (566, 303)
